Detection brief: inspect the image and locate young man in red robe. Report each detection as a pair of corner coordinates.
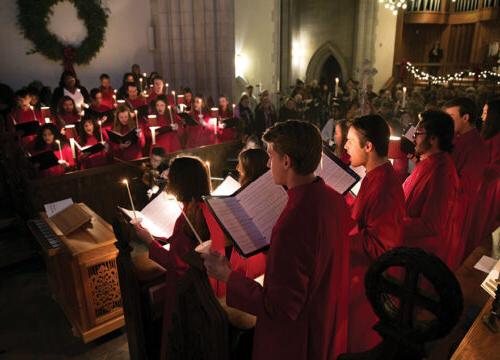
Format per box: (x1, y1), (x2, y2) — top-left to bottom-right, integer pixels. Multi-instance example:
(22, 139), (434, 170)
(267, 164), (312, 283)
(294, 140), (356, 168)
(98, 73), (115, 110)
(344, 115), (405, 352)
(125, 83), (148, 110)
(402, 110), (460, 270)
(202, 120), (351, 359)
(444, 98), (488, 260)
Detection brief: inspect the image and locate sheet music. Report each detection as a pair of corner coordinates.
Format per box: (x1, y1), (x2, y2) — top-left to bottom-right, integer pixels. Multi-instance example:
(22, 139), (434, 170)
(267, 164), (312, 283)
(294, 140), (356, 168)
(44, 198), (74, 217)
(481, 258), (500, 298)
(207, 171), (287, 255)
(120, 192), (181, 238)
(211, 176), (241, 196)
(404, 126), (416, 142)
(349, 166), (366, 197)
(316, 152), (359, 194)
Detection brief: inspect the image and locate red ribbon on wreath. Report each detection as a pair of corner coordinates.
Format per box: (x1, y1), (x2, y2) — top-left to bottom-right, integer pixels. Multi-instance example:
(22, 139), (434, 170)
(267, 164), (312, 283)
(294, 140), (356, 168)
(63, 47), (76, 74)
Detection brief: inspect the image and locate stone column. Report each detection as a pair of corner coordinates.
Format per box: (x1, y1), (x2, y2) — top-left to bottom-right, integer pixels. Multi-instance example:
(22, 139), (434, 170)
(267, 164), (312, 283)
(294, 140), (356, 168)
(353, 0), (377, 82)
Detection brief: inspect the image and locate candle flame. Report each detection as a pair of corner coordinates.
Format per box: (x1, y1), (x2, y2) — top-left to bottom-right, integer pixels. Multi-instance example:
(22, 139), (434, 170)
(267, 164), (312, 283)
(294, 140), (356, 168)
(122, 179), (128, 185)
(55, 139), (60, 144)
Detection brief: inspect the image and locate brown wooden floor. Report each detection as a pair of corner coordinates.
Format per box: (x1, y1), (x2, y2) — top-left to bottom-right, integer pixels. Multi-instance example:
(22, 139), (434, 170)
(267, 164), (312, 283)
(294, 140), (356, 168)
(0, 257), (129, 360)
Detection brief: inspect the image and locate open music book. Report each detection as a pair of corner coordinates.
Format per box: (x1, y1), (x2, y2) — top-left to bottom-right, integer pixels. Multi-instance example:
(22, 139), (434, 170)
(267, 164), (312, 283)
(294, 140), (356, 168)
(15, 121), (40, 137)
(205, 149), (361, 257)
(349, 165), (366, 197)
(211, 176), (241, 196)
(74, 141), (105, 155)
(106, 128), (138, 144)
(120, 192), (181, 239)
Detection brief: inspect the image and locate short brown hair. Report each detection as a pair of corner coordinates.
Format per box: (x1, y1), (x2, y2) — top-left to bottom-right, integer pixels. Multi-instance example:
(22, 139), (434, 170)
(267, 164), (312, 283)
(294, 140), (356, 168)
(168, 156), (211, 202)
(238, 148), (269, 187)
(262, 120), (322, 175)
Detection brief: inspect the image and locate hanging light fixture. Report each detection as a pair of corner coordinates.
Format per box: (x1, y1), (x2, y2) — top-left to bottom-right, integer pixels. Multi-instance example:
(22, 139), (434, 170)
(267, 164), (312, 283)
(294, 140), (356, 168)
(379, 0), (409, 15)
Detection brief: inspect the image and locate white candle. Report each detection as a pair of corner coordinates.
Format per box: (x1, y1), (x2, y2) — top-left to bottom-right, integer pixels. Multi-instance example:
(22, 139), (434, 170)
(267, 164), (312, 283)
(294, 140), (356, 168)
(147, 115), (157, 124)
(122, 179), (137, 221)
(117, 100), (125, 105)
(172, 91), (176, 105)
(55, 139), (63, 160)
(277, 79), (280, 92)
(176, 201), (203, 245)
(402, 86), (407, 108)
(210, 118), (217, 135)
(30, 105), (37, 122)
(98, 120), (103, 142)
(143, 72), (147, 78)
(206, 161), (212, 182)
(335, 77), (339, 98)
(150, 126), (159, 145)
(134, 110), (139, 129)
(41, 106), (50, 117)
(168, 105), (173, 125)
(140, 78), (143, 90)
(69, 138), (76, 160)
(45, 117), (51, 124)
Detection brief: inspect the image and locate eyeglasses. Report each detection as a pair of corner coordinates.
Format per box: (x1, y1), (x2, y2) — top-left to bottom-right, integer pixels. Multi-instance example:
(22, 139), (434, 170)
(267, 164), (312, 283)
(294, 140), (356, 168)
(413, 131), (427, 139)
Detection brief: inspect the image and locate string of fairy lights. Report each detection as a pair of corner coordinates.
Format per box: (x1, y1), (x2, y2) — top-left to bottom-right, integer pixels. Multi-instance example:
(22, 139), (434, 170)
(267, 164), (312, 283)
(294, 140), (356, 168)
(379, 0), (409, 15)
(405, 62), (500, 85)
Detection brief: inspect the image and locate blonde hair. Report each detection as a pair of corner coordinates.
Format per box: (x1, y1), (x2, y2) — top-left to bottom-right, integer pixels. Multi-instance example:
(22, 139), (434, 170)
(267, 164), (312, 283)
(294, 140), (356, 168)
(113, 105), (136, 132)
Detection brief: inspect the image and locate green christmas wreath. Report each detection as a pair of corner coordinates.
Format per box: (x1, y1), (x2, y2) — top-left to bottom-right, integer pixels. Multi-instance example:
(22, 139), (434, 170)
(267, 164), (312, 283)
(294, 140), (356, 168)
(17, 0), (109, 65)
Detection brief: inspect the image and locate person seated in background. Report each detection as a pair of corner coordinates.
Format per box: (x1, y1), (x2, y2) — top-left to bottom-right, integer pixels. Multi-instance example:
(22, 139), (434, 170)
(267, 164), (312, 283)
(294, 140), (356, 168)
(278, 97), (300, 123)
(182, 88), (194, 114)
(99, 73), (115, 110)
(217, 94), (237, 142)
(235, 94), (254, 141)
(254, 90), (277, 138)
(183, 94), (210, 148)
(31, 123), (75, 177)
(117, 72), (136, 100)
(55, 96), (81, 128)
(131, 63), (142, 85)
(138, 146), (169, 205)
(76, 117), (111, 169)
(134, 156), (211, 359)
(109, 105), (145, 161)
(333, 119), (350, 165)
(51, 70), (89, 113)
(8, 89), (42, 128)
(125, 83), (148, 110)
(87, 88), (111, 120)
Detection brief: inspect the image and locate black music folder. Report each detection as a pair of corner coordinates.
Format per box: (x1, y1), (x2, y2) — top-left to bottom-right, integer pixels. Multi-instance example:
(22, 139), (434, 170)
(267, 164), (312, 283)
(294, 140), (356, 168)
(29, 151), (59, 170)
(106, 129), (138, 144)
(15, 121), (40, 137)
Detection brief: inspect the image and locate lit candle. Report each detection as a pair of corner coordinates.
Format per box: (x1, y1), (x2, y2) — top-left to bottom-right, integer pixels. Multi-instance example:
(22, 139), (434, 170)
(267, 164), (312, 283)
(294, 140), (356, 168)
(122, 179), (137, 221)
(172, 91), (177, 105)
(30, 105), (37, 122)
(165, 83), (169, 94)
(45, 117), (51, 124)
(210, 118), (217, 135)
(150, 126), (159, 145)
(55, 139), (63, 160)
(134, 110), (139, 129)
(69, 138), (76, 160)
(140, 77), (143, 91)
(143, 72), (147, 78)
(402, 86), (407, 108)
(232, 103), (236, 114)
(98, 120), (103, 142)
(168, 105), (173, 125)
(81, 110), (85, 117)
(176, 201), (203, 245)
(335, 77), (339, 98)
(117, 100), (125, 105)
(41, 106), (50, 117)
(112, 94), (116, 102)
(147, 114), (157, 124)
(206, 161), (212, 182)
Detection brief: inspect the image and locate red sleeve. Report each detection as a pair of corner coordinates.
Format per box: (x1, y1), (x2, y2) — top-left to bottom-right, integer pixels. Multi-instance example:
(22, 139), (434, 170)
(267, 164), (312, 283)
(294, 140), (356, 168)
(149, 239), (170, 269)
(200, 202), (226, 254)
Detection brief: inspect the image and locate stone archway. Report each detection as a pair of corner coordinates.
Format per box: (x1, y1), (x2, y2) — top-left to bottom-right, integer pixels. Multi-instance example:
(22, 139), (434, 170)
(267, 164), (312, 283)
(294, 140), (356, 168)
(305, 41), (349, 85)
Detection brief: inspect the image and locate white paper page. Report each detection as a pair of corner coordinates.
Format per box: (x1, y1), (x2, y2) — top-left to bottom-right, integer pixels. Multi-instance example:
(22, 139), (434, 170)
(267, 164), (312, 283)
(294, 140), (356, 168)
(45, 198), (74, 218)
(404, 126), (416, 142)
(211, 176), (241, 196)
(349, 166), (366, 197)
(140, 193), (182, 238)
(481, 258), (500, 298)
(236, 171), (288, 243)
(474, 255), (497, 274)
(208, 197), (266, 255)
(316, 152), (359, 194)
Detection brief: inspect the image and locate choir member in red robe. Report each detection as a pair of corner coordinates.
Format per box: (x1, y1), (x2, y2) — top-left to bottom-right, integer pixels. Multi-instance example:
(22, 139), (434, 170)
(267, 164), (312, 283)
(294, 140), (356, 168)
(7, 89), (42, 147)
(109, 105), (145, 161)
(344, 114), (405, 352)
(334, 119), (351, 165)
(146, 96), (182, 153)
(134, 156), (211, 360)
(147, 76), (174, 107)
(182, 88), (194, 114)
(117, 73), (136, 100)
(469, 98), (500, 251)
(184, 95), (211, 148)
(76, 118), (111, 169)
(98, 73), (115, 110)
(55, 96), (81, 128)
(402, 110), (461, 270)
(125, 83), (148, 110)
(444, 98), (488, 261)
(87, 88), (111, 119)
(203, 120), (351, 359)
(32, 124), (75, 177)
(217, 95), (238, 142)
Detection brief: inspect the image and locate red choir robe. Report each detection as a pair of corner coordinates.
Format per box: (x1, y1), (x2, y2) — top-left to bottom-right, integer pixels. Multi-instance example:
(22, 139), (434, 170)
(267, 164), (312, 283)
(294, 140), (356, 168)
(226, 178), (351, 359)
(57, 113), (81, 127)
(36, 143), (75, 178)
(339, 149), (351, 165)
(451, 129), (488, 260)
(8, 107), (43, 147)
(144, 113), (183, 154)
(402, 152), (460, 270)
(185, 110), (212, 148)
(148, 207), (202, 360)
(77, 133), (111, 169)
(468, 132), (500, 251)
(127, 96), (148, 110)
(109, 125), (145, 161)
(147, 90), (175, 107)
(99, 86), (115, 110)
(348, 162), (405, 352)
(89, 103), (110, 117)
(218, 109), (238, 142)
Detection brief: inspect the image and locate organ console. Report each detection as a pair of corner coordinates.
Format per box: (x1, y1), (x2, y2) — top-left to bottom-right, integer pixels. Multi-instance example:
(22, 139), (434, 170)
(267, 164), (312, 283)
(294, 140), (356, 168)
(28, 203), (124, 343)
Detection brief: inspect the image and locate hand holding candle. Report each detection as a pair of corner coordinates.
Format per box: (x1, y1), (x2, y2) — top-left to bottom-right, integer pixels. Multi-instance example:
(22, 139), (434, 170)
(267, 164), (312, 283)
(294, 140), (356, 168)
(122, 179), (137, 221)
(55, 139), (63, 162)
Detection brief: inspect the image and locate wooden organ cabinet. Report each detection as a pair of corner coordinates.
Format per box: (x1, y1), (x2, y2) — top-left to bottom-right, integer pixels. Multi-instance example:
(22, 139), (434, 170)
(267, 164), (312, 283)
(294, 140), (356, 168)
(28, 203), (124, 342)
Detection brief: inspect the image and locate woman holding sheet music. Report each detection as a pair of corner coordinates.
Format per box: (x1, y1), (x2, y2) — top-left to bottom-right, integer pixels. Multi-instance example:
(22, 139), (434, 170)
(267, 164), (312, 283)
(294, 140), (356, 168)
(76, 118), (111, 169)
(133, 156), (211, 360)
(109, 105), (145, 161)
(145, 96), (182, 153)
(32, 124), (75, 177)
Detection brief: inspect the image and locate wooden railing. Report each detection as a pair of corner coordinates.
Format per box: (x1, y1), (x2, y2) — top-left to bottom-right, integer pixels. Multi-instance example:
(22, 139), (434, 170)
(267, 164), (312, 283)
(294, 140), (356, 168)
(408, 0), (443, 12)
(407, 0), (499, 13)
